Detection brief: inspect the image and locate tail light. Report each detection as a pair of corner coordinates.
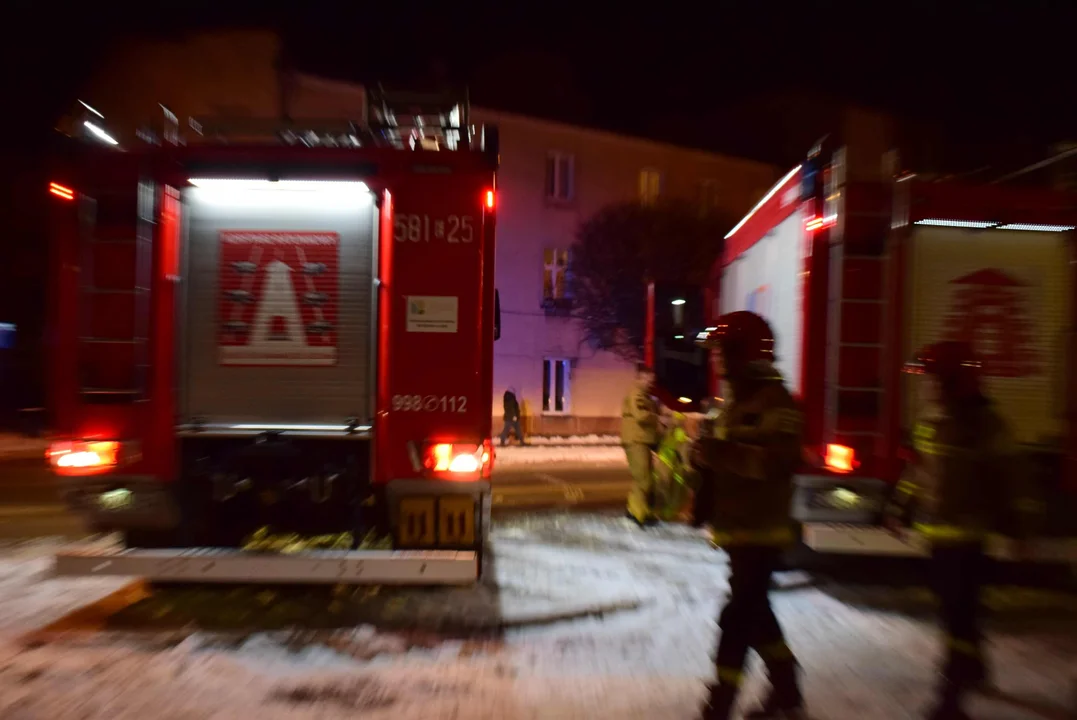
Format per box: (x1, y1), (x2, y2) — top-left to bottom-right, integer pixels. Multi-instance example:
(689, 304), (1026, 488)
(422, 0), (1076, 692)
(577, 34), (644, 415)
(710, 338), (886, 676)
(484, 189), (495, 210)
(423, 441), (491, 478)
(49, 182), (75, 201)
(824, 443), (857, 474)
(47, 440), (135, 476)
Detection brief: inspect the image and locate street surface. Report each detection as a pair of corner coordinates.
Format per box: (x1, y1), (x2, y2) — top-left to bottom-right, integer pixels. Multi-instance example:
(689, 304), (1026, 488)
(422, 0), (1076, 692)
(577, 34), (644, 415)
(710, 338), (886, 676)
(0, 514), (1075, 719)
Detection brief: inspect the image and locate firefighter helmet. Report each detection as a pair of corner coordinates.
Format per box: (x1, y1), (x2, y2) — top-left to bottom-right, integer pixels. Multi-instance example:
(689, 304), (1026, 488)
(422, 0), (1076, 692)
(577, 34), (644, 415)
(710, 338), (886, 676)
(701, 311), (777, 378)
(904, 340), (982, 400)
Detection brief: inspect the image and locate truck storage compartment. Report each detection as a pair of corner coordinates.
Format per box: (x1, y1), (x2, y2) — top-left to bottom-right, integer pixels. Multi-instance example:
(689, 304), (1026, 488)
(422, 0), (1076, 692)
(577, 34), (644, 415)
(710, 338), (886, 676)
(179, 181), (377, 428)
(904, 226), (1072, 446)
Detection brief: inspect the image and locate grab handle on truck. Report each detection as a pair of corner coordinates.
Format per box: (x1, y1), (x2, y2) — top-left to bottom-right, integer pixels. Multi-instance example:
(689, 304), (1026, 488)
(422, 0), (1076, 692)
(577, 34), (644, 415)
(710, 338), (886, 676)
(494, 289), (501, 341)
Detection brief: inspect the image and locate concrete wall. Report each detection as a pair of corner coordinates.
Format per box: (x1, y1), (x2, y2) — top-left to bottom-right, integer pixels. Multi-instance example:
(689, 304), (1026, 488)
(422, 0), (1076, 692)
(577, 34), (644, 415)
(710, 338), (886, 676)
(74, 32), (778, 436)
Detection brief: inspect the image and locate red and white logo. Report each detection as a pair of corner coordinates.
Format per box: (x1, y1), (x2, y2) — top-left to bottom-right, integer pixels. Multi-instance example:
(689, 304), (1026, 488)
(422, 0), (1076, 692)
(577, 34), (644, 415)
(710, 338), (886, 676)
(940, 268), (1039, 378)
(217, 231), (339, 366)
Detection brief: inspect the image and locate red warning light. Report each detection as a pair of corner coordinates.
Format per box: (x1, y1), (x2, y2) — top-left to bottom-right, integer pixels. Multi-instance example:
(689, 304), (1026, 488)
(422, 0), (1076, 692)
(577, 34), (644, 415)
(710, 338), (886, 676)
(49, 182), (75, 201)
(805, 214), (837, 232)
(485, 189), (495, 210)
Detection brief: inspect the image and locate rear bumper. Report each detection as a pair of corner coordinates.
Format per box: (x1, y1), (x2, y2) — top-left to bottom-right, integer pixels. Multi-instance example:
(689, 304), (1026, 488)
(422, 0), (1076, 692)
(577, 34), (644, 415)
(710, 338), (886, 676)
(60, 475), (180, 531)
(792, 473), (888, 524)
(54, 547), (477, 585)
(384, 479), (492, 549)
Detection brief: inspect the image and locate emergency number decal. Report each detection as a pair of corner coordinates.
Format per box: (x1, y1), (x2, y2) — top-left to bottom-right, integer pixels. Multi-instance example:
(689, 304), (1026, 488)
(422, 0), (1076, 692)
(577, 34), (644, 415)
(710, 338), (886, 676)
(394, 214), (475, 243)
(406, 296), (458, 333)
(392, 394), (469, 413)
(218, 231), (339, 366)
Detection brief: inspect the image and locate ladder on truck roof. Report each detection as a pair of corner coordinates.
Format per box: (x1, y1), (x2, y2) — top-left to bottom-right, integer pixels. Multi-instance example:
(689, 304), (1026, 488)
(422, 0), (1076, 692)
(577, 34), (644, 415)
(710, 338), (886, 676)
(181, 84), (490, 153)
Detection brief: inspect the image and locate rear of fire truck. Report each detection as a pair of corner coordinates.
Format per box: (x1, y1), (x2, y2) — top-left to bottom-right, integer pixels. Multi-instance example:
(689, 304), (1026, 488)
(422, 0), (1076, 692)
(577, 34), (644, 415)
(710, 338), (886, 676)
(46, 89), (501, 584)
(713, 137), (1077, 562)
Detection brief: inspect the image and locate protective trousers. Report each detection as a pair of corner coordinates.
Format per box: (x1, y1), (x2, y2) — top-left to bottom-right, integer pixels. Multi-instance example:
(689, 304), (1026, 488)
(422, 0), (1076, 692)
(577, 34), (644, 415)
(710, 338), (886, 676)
(931, 542), (988, 707)
(624, 443), (655, 524)
(707, 545), (800, 715)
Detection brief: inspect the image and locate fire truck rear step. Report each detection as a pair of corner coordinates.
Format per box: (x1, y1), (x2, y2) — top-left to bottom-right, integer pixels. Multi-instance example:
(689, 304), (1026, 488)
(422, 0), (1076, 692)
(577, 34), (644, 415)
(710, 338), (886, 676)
(53, 548), (477, 584)
(803, 523), (1077, 563)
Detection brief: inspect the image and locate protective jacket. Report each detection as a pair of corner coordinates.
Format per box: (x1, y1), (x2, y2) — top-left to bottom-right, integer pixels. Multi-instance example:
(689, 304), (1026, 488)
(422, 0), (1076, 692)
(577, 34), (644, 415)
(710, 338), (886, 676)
(887, 397), (1042, 543)
(693, 368), (802, 547)
(621, 388), (659, 446)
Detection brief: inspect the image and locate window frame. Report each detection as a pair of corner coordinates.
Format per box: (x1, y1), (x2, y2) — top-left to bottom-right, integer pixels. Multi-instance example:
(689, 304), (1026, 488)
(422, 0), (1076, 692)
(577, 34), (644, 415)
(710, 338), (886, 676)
(542, 247), (571, 301)
(545, 151), (576, 203)
(541, 357), (571, 415)
(639, 167), (662, 205)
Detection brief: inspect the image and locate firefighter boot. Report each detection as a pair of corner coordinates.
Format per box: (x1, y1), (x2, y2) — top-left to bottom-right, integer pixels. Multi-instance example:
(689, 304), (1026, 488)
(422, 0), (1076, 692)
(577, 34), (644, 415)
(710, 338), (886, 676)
(925, 674), (977, 720)
(698, 683), (737, 720)
(925, 691), (972, 720)
(743, 661), (806, 719)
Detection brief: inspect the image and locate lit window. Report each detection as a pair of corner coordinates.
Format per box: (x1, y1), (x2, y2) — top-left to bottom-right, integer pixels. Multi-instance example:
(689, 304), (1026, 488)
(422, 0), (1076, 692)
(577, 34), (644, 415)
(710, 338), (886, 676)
(542, 358), (571, 413)
(545, 152), (575, 202)
(543, 248), (570, 300)
(639, 168), (662, 205)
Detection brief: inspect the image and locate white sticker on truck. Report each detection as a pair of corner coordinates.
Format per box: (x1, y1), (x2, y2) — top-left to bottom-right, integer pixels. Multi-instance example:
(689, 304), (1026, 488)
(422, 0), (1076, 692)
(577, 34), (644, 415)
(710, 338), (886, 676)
(406, 296), (458, 333)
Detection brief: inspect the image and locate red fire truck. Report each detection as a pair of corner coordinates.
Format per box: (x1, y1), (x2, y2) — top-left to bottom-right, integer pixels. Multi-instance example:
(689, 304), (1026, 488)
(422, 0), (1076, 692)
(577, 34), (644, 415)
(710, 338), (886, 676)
(711, 137), (1077, 561)
(46, 89), (500, 584)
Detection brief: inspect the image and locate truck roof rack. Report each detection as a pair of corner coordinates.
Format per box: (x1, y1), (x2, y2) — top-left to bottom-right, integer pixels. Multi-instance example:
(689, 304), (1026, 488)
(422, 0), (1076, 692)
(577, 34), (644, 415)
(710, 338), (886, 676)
(174, 85), (477, 152)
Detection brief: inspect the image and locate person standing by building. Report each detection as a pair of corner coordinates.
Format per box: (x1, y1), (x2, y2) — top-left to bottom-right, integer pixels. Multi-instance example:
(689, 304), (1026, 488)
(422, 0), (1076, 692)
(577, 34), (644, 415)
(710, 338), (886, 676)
(691, 311), (805, 720)
(884, 340), (1041, 720)
(500, 387), (525, 446)
(622, 363), (660, 527)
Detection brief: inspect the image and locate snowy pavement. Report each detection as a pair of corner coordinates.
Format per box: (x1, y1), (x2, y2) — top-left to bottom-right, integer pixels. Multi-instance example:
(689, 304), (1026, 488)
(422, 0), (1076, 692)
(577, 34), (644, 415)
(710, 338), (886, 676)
(494, 443), (627, 469)
(0, 516), (1075, 719)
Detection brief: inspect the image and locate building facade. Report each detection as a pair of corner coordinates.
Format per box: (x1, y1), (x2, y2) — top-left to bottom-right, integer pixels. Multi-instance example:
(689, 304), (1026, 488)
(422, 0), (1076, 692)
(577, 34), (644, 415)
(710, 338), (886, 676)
(470, 109), (777, 434)
(73, 30), (778, 436)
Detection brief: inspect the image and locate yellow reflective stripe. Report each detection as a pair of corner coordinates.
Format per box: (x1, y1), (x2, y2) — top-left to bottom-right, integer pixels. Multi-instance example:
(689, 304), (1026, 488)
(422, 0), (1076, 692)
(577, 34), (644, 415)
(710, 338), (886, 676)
(716, 666), (744, 686)
(896, 479), (919, 496)
(758, 641), (794, 661)
(946, 637), (981, 658)
(914, 523), (985, 542)
(914, 439), (974, 457)
(711, 526), (794, 547)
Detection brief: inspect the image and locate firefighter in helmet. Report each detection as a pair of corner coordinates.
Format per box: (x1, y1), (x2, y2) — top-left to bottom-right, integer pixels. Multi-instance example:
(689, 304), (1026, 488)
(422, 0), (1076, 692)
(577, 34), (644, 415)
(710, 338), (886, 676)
(622, 362), (660, 526)
(884, 340), (1042, 720)
(690, 311), (805, 720)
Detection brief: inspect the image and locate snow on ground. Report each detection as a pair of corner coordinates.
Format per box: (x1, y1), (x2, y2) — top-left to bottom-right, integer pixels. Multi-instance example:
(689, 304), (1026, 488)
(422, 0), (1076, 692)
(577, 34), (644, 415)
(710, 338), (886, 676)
(494, 444), (627, 469)
(0, 434), (48, 461)
(0, 517), (1074, 719)
(518, 435), (619, 446)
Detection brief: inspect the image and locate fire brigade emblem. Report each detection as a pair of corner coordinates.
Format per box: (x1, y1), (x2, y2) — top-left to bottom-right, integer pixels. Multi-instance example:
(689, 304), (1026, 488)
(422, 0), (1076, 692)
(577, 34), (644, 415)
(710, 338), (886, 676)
(940, 268), (1039, 378)
(217, 231), (340, 366)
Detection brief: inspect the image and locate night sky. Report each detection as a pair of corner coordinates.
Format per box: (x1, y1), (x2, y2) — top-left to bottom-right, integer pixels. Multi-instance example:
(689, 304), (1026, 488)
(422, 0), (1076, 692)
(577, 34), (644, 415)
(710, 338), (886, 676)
(8, 2), (1077, 161)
